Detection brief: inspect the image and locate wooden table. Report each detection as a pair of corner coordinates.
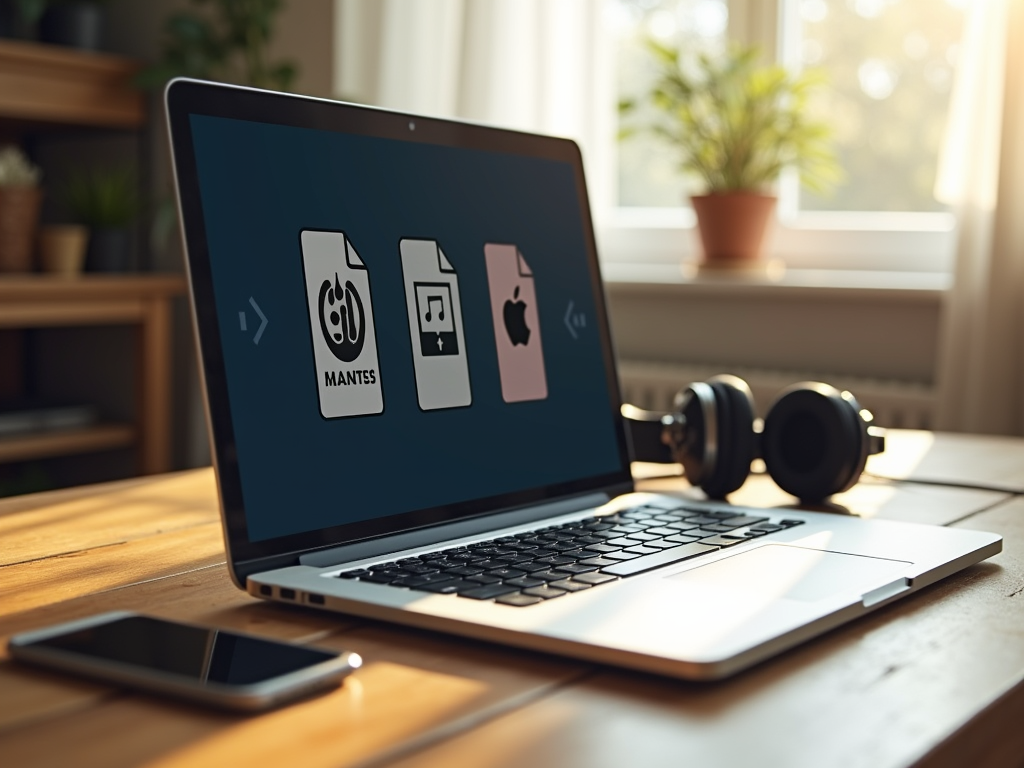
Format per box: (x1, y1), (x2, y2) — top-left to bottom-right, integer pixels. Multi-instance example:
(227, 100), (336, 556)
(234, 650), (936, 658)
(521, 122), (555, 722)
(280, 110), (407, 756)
(2, 430), (1023, 768)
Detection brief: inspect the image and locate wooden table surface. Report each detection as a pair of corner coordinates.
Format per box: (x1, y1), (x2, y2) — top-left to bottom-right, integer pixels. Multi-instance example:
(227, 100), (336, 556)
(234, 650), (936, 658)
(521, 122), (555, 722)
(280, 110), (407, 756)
(2, 430), (1023, 768)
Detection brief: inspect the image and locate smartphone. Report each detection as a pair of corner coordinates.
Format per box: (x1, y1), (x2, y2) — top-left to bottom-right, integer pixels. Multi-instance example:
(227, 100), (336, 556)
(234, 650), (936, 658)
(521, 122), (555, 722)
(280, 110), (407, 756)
(8, 611), (361, 712)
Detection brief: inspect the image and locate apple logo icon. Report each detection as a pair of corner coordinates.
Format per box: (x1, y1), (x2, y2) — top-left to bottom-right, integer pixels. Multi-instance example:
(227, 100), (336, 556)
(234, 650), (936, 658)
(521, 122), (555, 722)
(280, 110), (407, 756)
(503, 286), (531, 346)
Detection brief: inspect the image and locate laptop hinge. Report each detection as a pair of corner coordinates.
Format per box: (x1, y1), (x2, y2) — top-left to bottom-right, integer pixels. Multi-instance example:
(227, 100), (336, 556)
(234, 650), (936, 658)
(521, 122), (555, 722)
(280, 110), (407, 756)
(298, 492), (612, 569)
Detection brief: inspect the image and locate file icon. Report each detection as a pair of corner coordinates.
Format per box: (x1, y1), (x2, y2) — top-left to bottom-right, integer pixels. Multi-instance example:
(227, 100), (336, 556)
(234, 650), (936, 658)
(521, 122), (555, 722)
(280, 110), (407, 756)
(400, 239), (472, 410)
(484, 243), (547, 403)
(301, 230), (384, 418)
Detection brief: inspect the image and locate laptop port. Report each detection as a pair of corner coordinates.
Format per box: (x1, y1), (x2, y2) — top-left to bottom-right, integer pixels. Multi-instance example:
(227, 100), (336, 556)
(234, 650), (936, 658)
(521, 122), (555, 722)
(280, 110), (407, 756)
(258, 584), (272, 597)
(307, 593), (325, 605)
(279, 588), (296, 600)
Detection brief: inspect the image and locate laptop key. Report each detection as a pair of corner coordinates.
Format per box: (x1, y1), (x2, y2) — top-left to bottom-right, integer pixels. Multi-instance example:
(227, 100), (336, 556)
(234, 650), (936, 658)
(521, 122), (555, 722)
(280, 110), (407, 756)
(336, 569), (369, 579)
(579, 556), (620, 567)
(393, 572), (453, 587)
(486, 567), (527, 580)
(445, 565), (484, 577)
(530, 570), (569, 582)
(506, 576), (546, 588)
(664, 533), (701, 544)
(603, 550), (641, 561)
(698, 535), (746, 548)
(623, 545), (659, 555)
(400, 564), (440, 575)
(554, 562), (598, 575)
(722, 515), (769, 527)
(583, 543), (622, 555)
(606, 536), (643, 547)
(517, 561), (557, 573)
(522, 585), (568, 599)
(572, 572), (618, 585)
(418, 579), (467, 594)
(667, 521), (700, 532)
(360, 571), (404, 584)
(602, 542), (720, 577)
(466, 574), (502, 584)
(536, 555), (576, 566)
(641, 539), (680, 550)
(644, 527), (680, 537)
(496, 593), (544, 607)
(550, 578), (592, 592)
(461, 583), (520, 600)
(702, 523), (743, 533)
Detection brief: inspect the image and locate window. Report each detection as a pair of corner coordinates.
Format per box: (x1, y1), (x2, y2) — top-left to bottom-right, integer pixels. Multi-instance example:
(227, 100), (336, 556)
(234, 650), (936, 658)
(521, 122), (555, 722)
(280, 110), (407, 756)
(603, 0), (967, 274)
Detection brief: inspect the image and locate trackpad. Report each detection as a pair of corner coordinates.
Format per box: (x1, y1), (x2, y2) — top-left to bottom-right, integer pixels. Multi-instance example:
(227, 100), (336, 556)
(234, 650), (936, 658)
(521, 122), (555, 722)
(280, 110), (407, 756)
(665, 544), (910, 602)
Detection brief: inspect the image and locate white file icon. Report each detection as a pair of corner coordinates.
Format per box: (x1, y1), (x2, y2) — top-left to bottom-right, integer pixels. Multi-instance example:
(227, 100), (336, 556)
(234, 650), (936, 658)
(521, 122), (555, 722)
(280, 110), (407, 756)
(400, 238), (472, 410)
(301, 230), (384, 418)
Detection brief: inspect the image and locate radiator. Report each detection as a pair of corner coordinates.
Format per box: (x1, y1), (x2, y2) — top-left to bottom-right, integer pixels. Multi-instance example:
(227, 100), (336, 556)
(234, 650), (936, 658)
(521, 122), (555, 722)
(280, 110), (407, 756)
(618, 360), (936, 430)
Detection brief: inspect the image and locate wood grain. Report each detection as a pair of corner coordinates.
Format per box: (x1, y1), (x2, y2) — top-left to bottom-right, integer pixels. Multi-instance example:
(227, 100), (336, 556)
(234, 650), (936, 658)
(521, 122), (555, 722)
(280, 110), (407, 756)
(0, 578), (583, 768)
(0, 522), (225, 619)
(0, 423), (135, 464)
(1, 433), (1022, 768)
(0, 468), (217, 567)
(0, 39), (143, 128)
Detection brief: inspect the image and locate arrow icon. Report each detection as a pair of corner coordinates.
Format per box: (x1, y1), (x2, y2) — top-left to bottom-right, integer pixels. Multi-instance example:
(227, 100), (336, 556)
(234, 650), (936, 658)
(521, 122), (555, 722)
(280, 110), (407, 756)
(249, 296), (268, 345)
(564, 300), (585, 339)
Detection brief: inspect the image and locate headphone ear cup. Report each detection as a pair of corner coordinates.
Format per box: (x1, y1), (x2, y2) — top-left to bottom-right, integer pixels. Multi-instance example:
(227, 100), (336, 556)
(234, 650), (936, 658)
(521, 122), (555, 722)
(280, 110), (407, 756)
(761, 383), (868, 501)
(700, 375), (756, 499)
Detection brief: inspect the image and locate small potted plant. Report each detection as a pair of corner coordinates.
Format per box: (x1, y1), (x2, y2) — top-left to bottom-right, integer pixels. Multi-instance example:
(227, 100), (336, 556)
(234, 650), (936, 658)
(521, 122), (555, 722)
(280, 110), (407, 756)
(63, 166), (138, 272)
(0, 145), (43, 272)
(621, 43), (840, 269)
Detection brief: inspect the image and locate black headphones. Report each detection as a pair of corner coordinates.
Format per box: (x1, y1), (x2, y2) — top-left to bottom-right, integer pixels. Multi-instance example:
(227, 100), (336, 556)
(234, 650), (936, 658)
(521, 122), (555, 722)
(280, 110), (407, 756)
(622, 374), (886, 502)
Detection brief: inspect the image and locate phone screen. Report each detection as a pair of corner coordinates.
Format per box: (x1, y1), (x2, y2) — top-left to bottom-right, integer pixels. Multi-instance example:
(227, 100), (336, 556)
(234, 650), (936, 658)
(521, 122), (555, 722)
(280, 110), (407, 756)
(28, 615), (337, 685)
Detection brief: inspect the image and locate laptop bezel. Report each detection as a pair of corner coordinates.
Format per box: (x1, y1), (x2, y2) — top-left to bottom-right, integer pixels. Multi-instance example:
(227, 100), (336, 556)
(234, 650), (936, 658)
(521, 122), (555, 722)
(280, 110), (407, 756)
(165, 78), (633, 574)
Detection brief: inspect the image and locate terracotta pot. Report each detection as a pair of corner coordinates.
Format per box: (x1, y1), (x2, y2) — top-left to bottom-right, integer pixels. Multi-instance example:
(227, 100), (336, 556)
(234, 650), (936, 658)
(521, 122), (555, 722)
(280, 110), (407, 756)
(690, 192), (777, 266)
(39, 224), (88, 277)
(0, 186), (43, 272)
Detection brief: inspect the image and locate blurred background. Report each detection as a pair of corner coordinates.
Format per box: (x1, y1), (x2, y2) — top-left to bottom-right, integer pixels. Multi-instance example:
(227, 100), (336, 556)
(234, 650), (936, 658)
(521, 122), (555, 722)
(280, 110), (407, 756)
(0, 0), (1020, 497)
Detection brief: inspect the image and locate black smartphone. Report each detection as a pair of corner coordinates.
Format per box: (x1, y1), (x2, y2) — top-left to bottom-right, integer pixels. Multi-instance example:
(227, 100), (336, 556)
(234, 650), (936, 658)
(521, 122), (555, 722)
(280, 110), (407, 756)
(8, 611), (361, 711)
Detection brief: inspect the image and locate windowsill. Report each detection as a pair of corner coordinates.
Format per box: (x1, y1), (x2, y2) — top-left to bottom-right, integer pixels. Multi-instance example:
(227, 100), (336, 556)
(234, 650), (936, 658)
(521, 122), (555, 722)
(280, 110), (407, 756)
(600, 261), (950, 302)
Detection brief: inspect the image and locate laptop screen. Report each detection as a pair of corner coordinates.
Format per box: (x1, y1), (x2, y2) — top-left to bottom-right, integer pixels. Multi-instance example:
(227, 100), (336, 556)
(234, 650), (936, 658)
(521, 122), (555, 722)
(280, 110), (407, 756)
(169, 82), (631, 563)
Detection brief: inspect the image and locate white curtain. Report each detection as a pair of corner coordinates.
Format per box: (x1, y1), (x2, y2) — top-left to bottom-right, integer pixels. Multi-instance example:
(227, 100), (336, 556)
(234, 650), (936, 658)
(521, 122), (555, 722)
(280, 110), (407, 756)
(333, 0), (615, 212)
(934, 0), (1024, 435)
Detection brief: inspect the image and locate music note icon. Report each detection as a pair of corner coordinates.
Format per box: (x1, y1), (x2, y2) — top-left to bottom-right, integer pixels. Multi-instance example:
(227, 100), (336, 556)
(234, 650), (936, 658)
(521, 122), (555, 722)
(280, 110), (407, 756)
(425, 295), (445, 323)
(413, 281), (458, 357)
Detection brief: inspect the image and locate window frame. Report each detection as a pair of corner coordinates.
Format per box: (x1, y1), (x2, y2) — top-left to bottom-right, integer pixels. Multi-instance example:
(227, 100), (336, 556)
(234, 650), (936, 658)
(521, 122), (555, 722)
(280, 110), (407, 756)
(598, 0), (957, 278)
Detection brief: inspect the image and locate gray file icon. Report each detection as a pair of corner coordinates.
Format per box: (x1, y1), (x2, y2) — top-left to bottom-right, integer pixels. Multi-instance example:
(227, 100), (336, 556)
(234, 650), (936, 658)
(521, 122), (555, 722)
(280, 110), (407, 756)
(302, 230), (383, 418)
(400, 238), (472, 410)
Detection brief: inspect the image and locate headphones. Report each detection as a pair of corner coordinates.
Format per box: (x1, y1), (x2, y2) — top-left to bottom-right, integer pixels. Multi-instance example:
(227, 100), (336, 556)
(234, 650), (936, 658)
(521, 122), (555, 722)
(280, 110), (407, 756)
(622, 374), (886, 502)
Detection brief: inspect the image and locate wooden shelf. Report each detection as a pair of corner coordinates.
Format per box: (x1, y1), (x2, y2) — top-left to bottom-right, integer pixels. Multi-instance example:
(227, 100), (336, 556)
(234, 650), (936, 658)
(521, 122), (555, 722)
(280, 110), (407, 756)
(0, 39), (144, 129)
(0, 423), (135, 463)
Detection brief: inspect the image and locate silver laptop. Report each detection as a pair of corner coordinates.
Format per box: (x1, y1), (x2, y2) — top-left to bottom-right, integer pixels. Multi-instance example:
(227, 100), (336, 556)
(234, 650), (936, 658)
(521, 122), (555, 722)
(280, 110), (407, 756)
(166, 79), (1001, 680)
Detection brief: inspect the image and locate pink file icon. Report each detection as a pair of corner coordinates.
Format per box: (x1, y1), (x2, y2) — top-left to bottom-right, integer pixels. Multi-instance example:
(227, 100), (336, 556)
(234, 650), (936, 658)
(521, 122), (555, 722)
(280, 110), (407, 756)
(484, 243), (548, 403)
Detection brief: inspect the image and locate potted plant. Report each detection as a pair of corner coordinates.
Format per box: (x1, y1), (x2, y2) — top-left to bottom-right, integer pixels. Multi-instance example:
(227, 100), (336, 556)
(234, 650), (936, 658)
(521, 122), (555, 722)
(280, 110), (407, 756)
(0, 146), (42, 272)
(63, 166), (138, 272)
(621, 43), (840, 268)
(136, 0), (297, 92)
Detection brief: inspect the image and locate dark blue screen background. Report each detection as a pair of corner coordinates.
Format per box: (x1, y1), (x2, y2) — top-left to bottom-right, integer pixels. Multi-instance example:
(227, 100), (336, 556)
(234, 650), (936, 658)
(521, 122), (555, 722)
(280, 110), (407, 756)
(190, 115), (622, 542)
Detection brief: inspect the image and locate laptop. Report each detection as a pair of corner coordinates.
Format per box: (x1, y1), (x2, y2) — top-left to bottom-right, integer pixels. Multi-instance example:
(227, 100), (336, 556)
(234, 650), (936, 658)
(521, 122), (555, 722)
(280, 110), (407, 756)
(166, 79), (1001, 680)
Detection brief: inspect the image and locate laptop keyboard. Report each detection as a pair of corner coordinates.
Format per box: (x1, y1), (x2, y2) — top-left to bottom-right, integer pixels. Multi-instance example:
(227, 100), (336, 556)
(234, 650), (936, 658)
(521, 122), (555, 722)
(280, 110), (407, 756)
(334, 503), (805, 607)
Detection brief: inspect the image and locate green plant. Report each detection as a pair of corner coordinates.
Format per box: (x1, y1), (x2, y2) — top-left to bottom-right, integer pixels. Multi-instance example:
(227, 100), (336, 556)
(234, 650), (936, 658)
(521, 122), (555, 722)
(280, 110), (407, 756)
(62, 167), (138, 229)
(136, 0), (297, 92)
(620, 43), (841, 194)
(0, 146), (41, 187)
